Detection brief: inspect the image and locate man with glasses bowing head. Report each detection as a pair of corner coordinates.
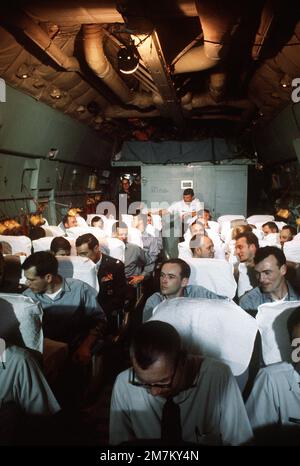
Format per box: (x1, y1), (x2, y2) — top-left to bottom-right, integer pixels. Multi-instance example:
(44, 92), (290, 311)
(109, 321), (253, 446)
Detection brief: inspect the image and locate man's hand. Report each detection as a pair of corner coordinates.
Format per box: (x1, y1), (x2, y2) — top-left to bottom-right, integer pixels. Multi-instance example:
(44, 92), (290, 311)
(100, 273), (113, 282)
(128, 275), (145, 286)
(72, 343), (92, 365)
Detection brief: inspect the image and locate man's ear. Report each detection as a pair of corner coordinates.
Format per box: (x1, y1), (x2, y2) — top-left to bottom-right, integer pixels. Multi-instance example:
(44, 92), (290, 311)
(195, 247), (202, 257)
(45, 273), (53, 283)
(181, 277), (189, 287)
(280, 264), (287, 277)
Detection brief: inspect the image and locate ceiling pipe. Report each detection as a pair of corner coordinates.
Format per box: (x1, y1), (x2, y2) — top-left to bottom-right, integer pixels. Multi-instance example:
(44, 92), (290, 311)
(102, 94), (255, 119)
(8, 11), (80, 71)
(82, 24), (154, 108)
(24, 1), (123, 24)
(252, 0), (275, 60)
(83, 24), (133, 103)
(173, 0), (240, 74)
(102, 107), (160, 118)
(181, 91), (255, 112)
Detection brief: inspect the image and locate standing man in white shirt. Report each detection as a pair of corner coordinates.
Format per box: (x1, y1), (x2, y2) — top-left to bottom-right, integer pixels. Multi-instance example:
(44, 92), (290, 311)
(167, 189), (203, 220)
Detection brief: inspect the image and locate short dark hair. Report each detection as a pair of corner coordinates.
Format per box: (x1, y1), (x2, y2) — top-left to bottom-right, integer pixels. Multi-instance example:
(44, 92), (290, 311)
(262, 221), (279, 233)
(254, 246), (286, 268)
(50, 236), (71, 254)
(183, 188), (194, 197)
(287, 306), (300, 339)
(29, 226), (46, 241)
(114, 221), (128, 230)
(75, 233), (99, 249)
(161, 258), (191, 279)
(282, 225), (297, 236)
(130, 321), (181, 370)
(235, 232), (259, 250)
(91, 216), (103, 226)
(189, 221), (205, 233)
(22, 251), (58, 276)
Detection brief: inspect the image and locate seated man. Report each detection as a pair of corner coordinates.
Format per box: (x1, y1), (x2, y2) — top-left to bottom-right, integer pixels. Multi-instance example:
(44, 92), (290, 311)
(190, 234), (215, 258)
(115, 221), (148, 287)
(50, 237), (71, 256)
(280, 225), (297, 247)
(0, 345), (60, 416)
(239, 246), (300, 400)
(191, 209), (212, 229)
(58, 214), (78, 234)
(143, 259), (226, 322)
(109, 321), (253, 445)
(22, 251), (106, 364)
(239, 246), (300, 318)
(90, 216), (104, 229)
(262, 221), (279, 236)
(132, 213), (161, 279)
(75, 233), (126, 325)
(234, 232), (259, 298)
(245, 306), (300, 445)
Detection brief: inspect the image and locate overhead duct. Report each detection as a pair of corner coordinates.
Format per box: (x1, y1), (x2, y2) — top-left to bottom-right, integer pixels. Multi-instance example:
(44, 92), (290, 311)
(82, 24), (154, 108)
(173, 0), (240, 74)
(24, 1), (123, 24)
(83, 24), (133, 103)
(6, 11), (80, 71)
(181, 92), (256, 118)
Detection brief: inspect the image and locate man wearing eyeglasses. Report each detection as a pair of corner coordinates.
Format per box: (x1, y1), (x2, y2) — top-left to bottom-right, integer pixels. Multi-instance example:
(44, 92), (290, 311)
(109, 321), (253, 446)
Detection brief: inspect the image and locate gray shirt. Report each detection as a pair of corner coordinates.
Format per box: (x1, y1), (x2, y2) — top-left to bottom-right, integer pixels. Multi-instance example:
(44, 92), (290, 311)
(24, 277), (106, 348)
(143, 285), (227, 322)
(124, 242), (148, 278)
(239, 281), (300, 317)
(110, 356), (253, 446)
(0, 346), (60, 415)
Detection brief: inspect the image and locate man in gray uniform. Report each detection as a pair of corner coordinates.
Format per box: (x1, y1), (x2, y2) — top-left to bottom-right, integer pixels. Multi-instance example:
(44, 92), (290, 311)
(143, 258), (227, 322)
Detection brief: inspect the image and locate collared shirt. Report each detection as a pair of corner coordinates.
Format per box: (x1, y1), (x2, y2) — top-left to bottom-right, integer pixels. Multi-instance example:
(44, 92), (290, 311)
(124, 242), (147, 278)
(239, 281), (300, 317)
(168, 198), (202, 216)
(0, 346), (60, 415)
(110, 357), (253, 446)
(95, 255), (103, 274)
(23, 277), (106, 347)
(143, 285), (227, 322)
(141, 232), (161, 277)
(246, 362), (300, 429)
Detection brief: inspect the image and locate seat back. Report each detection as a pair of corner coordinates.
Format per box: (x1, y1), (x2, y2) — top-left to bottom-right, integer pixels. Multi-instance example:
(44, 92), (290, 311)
(66, 226), (106, 240)
(32, 236), (76, 255)
(150, 297), (258, 376)
(284, 239), (300, 262)
(150, 214), (162, 231)
(247, 214), (274, 224)
(127, 227), (143, 248)
(75, 216), (88, 227)
(186, 258), (237, 299)
(0, 235), (31, 255)
(56, 256), (99, 292)
(104, 237), (125, 262)
(0, 293), (43, 353)
(259, 233), (280, 247)
(256, 301), (300, 365)
(121, 214), (133, 228)
(217, 214), (245, 225)
(42, 225), (65, 237)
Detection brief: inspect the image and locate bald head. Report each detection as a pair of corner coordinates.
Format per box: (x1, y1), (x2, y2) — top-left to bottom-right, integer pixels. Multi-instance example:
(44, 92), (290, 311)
(190, 235), (214, 258)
